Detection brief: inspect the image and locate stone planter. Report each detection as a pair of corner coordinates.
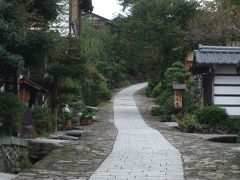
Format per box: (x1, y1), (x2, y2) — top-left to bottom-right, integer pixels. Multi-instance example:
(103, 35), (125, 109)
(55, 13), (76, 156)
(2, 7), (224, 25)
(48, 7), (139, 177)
(65, 120), (72, 130)
(80, 118), (93, 126)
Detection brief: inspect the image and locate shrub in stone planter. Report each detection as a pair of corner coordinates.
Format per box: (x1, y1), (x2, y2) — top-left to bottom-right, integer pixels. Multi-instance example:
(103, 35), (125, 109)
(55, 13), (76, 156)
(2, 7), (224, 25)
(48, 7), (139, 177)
(0, 93), (23, 136)
(179, 114), (197, 132)
(194, 106), (228, 127)
(80, 111), (95, 126)
(62, 111), (73, 129)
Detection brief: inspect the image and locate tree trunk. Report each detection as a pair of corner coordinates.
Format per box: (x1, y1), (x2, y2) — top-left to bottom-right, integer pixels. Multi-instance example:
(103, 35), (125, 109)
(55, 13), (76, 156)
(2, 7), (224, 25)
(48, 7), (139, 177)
(50, 77), (60, 117)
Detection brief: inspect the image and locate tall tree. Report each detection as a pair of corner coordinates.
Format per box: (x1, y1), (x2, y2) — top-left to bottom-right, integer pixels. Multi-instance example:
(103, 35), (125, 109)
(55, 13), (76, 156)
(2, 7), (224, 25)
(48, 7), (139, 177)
(187, 0), (240, 45)
(0, 1), (27, 91)
(0, 0), (60, 92)
(114, 0), (198, 85)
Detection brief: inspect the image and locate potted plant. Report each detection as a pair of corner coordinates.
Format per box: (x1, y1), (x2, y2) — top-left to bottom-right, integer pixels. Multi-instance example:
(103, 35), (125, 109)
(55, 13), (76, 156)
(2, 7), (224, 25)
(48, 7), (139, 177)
(63, 111), (73, 130)
(80, 111), (95, 126)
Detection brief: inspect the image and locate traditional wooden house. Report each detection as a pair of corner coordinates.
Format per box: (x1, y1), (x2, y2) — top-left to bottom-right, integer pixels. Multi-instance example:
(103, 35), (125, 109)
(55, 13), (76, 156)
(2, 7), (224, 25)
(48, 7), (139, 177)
(19, 77), (44, 109)
(193, 45), (240, 116)
(82, 13), (111, 28)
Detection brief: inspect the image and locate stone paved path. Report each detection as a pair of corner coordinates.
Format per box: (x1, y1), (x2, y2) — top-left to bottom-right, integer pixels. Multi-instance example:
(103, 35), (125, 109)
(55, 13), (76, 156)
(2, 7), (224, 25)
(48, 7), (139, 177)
(0, 173), (16, 180)
(134, 88), (240, 180)
(90, 83), (184, 180)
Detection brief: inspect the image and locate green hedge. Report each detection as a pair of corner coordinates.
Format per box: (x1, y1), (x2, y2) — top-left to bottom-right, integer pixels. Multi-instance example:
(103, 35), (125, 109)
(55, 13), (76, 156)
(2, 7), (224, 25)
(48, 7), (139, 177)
(194, 106), (228, 126)
(32, 107), (56, 135)
(225, 117), (240, 134)
(0, 93), (23, 136)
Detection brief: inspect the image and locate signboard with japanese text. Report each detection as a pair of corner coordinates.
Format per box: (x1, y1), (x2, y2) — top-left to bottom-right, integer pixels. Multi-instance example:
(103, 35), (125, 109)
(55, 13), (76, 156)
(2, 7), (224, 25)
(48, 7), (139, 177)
(174, 90), (183, 108)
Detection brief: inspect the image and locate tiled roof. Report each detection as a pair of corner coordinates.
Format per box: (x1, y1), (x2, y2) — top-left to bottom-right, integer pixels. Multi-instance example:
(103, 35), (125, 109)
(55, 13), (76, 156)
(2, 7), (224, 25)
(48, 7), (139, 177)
(194, 45), (240, 65)
(19, 78), (44, 92)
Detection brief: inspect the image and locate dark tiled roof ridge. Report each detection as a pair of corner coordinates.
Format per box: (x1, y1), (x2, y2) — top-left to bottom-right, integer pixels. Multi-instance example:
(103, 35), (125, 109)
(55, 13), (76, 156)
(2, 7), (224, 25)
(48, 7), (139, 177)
(195, 49), (240, 53)
(194, 44), (240, 65)
(199, 44), (240, 51)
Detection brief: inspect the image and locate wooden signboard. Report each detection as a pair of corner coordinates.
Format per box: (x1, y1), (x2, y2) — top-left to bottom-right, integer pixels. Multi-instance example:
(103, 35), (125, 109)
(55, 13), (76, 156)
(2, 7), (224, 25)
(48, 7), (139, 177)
(174, 90), (183, 109)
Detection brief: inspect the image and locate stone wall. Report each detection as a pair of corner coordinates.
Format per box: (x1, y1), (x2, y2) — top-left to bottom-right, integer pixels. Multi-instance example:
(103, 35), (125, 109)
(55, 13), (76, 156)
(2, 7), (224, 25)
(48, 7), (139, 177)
(0, 136), (29, 173)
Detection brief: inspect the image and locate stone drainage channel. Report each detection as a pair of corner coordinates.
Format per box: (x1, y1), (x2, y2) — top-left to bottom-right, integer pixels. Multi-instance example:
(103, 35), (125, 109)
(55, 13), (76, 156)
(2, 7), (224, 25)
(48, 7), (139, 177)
(0, 130), (84, 180)
(90, 83), (184, 180)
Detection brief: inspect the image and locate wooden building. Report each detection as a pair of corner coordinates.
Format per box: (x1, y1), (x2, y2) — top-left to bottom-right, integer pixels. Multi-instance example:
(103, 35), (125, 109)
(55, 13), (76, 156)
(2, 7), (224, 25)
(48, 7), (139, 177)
(19, 78), (44, 109)
(82, 13), (111, 27)
(193, 45), (240, 116)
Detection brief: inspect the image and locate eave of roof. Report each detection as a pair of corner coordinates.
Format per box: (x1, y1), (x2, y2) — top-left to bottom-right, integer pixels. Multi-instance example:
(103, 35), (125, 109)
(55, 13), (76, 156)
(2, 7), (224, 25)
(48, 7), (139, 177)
(90, 13), (111, 22)
(19, 78), (44, 92)
(194, 45), (240, 65)
(82, 13), (111, 23)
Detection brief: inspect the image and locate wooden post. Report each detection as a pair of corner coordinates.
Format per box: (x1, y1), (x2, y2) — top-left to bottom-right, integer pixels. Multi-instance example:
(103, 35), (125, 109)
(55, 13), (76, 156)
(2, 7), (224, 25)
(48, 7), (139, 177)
(69, 0), (81, 38)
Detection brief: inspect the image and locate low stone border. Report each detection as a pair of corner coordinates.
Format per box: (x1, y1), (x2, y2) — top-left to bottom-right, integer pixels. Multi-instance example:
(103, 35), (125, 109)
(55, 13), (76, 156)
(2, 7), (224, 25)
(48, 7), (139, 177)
(0, 137), (29, 173)
(0, 137), (28, 147)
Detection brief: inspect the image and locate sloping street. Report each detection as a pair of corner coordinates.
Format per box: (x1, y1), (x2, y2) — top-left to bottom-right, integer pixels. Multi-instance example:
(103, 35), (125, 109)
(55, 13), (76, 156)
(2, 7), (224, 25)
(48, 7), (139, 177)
(2, 1), (240, 180)
(90, 83), (184, 180)
(14, 83), (240, 180)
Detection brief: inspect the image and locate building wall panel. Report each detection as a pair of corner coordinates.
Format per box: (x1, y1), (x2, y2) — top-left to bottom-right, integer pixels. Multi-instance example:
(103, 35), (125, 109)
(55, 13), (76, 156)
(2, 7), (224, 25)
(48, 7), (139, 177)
(224, 107), (240, 116)
(214, 76), (240, 84)
(215, 67), (236, 74)
(214, 86), (240, 95)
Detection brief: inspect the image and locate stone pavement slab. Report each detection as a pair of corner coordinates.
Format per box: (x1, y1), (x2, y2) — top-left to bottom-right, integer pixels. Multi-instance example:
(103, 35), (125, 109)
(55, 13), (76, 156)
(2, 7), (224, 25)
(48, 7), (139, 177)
(0, 173), (17, 180)
(90, 83), (184, 180)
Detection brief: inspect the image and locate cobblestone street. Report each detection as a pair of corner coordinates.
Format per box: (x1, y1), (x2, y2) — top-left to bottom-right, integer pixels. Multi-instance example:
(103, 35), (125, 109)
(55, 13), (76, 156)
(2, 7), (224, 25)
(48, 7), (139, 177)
(2, 0), (240, 179)
(13, 84), (240, 180)
(15, 94), (117, 179)
(134, 88), (240, 180)
(90, 83), (184, 179)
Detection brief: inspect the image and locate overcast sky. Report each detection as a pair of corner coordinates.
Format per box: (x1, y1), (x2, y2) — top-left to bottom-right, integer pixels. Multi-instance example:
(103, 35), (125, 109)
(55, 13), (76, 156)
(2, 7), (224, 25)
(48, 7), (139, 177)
(92, 0), (123, 19)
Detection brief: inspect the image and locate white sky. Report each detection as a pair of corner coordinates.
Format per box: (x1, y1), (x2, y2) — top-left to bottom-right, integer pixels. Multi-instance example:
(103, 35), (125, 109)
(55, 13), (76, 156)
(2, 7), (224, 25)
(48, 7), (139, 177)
(92, 0), (123, 19)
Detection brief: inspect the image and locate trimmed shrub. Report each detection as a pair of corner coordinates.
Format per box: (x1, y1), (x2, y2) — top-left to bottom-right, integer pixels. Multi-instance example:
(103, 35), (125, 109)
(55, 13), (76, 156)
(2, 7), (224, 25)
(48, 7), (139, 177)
(81, 80), (112, 106)
(163, 96), (176, 116)
(97, 82), (112, 102)
(146, 79), (159, 97)
(62, 111), (72, 121)
(225, 117), (240, 134)
(32, 107), (56, 135)
(150, 82), (161, 97)
(151, 106), (164, 116)
(116, 80), (131, 88)
(0, 93), (23, 136)
(179, 114), (197, 132)
(195, 106), (228, 126)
